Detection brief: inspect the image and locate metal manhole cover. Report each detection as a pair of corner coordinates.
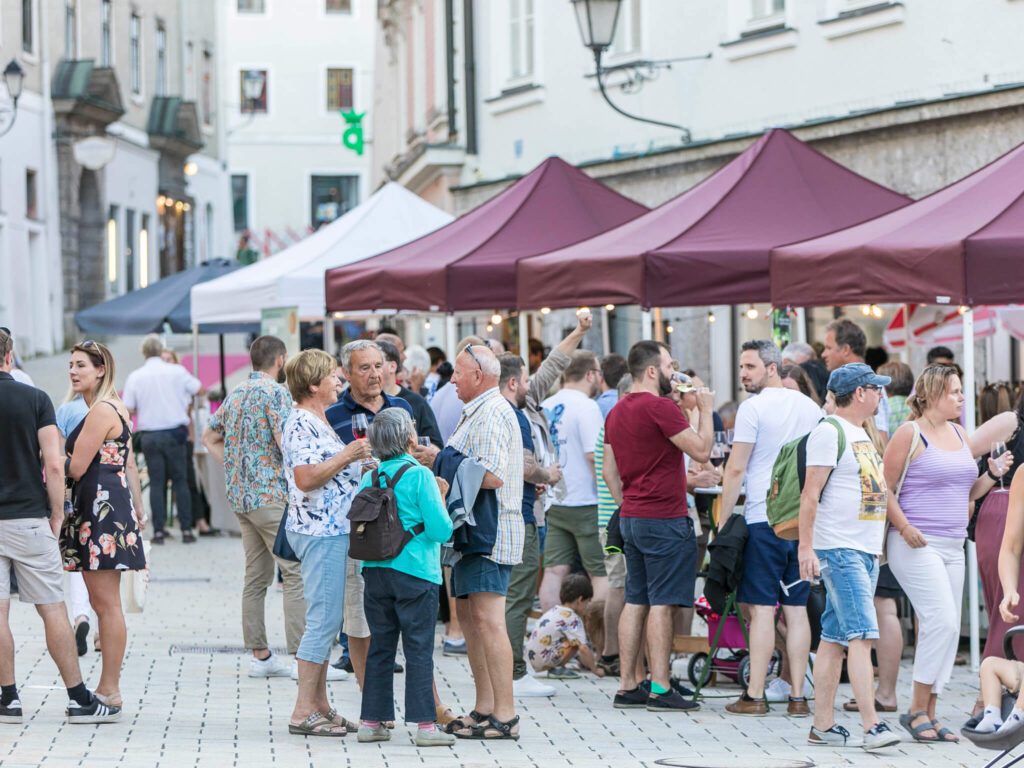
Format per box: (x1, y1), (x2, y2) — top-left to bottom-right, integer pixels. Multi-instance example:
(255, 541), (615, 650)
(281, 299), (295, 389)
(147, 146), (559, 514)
(169, 645), (288, 655)
(655, 760), (813, 768)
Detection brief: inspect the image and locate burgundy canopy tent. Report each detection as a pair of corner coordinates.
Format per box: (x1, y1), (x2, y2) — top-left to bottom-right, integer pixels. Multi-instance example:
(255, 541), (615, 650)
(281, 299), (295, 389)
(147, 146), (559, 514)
(324, 157), (647, 313)
(517, 129), (910, 309)
(770, 136), (1024, 308)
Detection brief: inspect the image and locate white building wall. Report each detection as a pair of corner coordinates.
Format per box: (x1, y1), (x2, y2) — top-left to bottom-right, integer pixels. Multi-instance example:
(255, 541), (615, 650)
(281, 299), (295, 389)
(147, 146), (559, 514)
(103, 128), (160, 295)
(223, 0), (377, 244)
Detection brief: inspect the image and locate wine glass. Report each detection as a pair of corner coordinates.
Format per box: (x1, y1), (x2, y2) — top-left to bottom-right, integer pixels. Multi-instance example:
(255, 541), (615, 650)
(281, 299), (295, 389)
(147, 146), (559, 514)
(992, 441), (1009, 490)
(417, 436), (432, 447)
(351, 413), (369, 440)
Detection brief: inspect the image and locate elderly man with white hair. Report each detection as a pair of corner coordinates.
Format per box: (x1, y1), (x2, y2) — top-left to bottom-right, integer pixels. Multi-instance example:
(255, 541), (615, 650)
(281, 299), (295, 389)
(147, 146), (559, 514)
(782, 341), (829, 404)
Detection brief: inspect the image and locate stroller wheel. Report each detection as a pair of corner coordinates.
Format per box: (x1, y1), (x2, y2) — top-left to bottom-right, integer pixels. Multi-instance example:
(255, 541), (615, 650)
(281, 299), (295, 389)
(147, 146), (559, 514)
(738, 655), (752, 689)
(688, 652), (710, 688)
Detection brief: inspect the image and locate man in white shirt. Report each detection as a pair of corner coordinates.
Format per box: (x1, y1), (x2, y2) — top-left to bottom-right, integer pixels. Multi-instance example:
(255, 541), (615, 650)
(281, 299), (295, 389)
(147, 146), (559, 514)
(540, 351), (607, 611)
(720, 340), (822, 717)
(798, 363), (900, 752)
(122, 334), (202, 544)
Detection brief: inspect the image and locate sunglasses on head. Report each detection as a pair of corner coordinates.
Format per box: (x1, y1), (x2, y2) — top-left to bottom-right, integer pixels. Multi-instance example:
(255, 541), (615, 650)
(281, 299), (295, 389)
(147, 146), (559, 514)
(464, 344), (483, 371)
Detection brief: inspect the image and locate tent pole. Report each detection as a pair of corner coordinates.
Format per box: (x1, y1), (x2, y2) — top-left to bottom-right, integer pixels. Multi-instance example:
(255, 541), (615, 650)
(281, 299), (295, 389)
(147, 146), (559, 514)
(601, 307), (612, 355)
(219, 334), (226, 395)
(903, 304), (913, 364)
(963, 308), (980, 673)
(794, 307), (807, 343)
(191, 323), (199, 379)
(641, 309), (653, 341)
(446, 314), (457, 359)
(323, 314), (331, 353)
(518, 312), (529, 365)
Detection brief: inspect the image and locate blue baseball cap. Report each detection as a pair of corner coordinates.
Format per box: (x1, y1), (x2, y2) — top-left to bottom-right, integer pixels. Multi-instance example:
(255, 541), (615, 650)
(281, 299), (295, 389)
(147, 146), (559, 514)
(827, 362), (891, 396)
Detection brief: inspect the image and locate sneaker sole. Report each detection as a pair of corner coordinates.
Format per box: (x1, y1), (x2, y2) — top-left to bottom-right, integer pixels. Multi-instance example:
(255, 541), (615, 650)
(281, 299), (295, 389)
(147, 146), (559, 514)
(613, 701), (648, 709)
(68, 713), (122, 724)
(0, 715), (24, 724)
(725, 709), (768, 717)
(862, 735), (901, 752)
(356, 735), (391, 743)
(248, 671), (292, 678)
(415, 737), (456, 747)
(646, 704), (701, 713)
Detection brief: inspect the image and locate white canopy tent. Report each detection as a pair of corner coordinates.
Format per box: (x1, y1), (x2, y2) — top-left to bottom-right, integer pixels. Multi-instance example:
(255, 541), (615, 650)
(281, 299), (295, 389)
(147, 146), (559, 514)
(190, 183), (453, 325)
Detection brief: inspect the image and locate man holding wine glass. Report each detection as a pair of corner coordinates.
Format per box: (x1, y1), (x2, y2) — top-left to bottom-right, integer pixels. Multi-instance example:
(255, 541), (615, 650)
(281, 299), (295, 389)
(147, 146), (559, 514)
(720, 340), (823, 717)
(325, 340), (415, 688)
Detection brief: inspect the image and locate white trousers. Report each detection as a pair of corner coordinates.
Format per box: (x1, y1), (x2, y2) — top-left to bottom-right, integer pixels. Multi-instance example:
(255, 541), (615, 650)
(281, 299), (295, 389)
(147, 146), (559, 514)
(886, 532), (965, 694)
(67, 572), (92, 621)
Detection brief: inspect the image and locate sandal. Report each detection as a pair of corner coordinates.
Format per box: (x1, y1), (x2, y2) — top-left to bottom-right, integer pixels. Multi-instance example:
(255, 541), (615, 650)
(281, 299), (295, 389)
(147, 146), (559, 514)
(444, 709), (489, 735)
(899, 711), (942, 743)
(843, 698), (897, 713)
(455, 714), (520, 741)
(931, 719), (960, 743)
(289, 711), (347, 737)
(324, 708), (356, 730)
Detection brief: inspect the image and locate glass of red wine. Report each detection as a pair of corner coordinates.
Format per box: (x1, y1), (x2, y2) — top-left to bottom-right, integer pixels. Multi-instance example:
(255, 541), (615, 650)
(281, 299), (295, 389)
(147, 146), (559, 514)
(351, 413), (369, 469)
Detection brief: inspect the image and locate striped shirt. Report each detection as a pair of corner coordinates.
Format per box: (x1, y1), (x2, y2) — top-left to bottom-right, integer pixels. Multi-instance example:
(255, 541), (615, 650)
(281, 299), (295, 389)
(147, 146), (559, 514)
(594, 425), (618, 528)
(898, 426), (977, 539)
(448, 387), (524, 565)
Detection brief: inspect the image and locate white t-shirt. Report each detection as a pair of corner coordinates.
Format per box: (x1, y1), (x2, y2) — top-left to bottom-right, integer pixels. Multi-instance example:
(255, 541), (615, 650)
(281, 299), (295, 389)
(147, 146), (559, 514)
(734, 387), (824, 524)
(806, 415), (888, 555)
(542, 388), (603, 507)
(122, 357), (201, 431)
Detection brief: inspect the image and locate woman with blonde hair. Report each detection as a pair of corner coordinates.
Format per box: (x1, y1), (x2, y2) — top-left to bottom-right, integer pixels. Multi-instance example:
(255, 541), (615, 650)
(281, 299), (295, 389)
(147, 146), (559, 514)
(62, 340), (147, 713)
(883, 364), (1009, 743)
(282, 349), (371, 737)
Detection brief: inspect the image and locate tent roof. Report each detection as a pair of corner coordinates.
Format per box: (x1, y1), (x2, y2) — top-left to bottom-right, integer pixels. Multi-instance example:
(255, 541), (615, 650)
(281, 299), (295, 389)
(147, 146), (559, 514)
(324, 156), (648, 313)
(771, 137), (1024, 307)
(75, 259), (243, 335)
(517, 129), (910, 309)
(191, 183), (452, 325)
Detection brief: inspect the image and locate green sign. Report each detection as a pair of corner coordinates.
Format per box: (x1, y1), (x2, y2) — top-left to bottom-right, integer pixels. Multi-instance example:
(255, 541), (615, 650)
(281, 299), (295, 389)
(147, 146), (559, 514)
(261, 306), (300, 358)
(341, 110), (365, 156)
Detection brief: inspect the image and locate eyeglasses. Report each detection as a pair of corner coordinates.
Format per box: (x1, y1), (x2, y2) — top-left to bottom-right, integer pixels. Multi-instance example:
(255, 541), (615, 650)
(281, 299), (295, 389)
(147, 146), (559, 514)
(464, 344), (483, 371)
(861, 384), (882, 392)
(80, 339), (97, 348)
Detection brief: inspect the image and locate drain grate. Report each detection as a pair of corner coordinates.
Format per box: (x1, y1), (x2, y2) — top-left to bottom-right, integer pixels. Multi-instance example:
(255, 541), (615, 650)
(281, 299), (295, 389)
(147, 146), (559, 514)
(169, 644), (288, 655)
(149, 577), (212, 584)
(655, 760), (814, 768)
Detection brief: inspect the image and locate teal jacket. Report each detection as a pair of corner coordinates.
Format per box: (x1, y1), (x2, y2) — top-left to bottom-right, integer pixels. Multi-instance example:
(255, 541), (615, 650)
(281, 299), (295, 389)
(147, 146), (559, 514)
(358, 454), (453, 584)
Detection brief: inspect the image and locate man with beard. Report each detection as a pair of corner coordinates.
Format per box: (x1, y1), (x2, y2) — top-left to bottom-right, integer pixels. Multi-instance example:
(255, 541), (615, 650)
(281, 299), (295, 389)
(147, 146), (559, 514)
(601, 341), (712, 713)
(719, 340), (823, 717)
(204, 336), (306, 680)
(498, 353), (563, 698)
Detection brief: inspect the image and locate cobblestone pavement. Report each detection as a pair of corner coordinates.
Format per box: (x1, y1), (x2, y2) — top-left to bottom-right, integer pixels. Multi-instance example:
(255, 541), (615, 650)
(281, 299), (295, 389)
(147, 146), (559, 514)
(1, 536), (998, 768)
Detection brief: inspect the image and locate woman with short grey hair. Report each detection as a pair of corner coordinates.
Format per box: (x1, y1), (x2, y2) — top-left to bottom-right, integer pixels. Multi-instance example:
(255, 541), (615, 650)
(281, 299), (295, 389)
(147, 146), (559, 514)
(355, 408), (455, 746)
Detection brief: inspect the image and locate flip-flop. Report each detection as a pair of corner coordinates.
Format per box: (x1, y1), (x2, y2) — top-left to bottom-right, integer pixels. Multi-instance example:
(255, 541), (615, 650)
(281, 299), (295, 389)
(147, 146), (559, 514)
(288, 711), (347, 737)
(844, 698), (897, 712)
(899, 711), (941, 743)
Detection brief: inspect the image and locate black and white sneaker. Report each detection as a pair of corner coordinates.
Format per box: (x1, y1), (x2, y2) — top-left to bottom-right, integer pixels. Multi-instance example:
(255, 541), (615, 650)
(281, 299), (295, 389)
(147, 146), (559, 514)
(0, 699), (23, 724)
(67, 696), (121, 724)
(646, 689), (701, 712)
(808, 723), (853, 746)
(863, 722), (901, 752)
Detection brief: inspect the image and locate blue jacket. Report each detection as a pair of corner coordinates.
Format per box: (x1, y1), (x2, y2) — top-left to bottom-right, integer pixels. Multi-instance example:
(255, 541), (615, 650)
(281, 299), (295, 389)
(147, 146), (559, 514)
(434, 446), (498, 560)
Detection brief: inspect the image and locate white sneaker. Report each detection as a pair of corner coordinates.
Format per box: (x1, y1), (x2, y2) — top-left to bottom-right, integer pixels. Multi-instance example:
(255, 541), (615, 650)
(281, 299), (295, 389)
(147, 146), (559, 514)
(513, 674), (556, 698)
(765, 677), (792, 703)
(248, 654), (292, 678)
(289, 661), (350, 681)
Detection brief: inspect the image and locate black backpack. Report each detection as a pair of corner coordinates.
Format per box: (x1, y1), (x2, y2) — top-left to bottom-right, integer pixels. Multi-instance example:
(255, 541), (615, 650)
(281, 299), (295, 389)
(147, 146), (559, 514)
(347, 463), (423, 561)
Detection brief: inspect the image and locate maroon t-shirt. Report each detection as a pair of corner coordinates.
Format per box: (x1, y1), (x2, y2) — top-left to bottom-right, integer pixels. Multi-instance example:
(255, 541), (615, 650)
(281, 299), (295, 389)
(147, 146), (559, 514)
(604, 392), (689, 519)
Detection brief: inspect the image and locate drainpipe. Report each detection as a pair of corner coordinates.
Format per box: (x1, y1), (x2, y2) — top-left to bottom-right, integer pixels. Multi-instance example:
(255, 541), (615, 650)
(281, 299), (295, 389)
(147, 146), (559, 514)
(39, 2), (60, 352)
(444, 0), (456, 142)
(462, 0), (477, 154)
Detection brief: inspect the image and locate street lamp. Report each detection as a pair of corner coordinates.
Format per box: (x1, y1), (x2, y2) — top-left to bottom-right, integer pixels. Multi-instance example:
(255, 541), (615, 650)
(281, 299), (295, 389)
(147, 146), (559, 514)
(570, 0), (695, 142)
(0, 59), (25, 138)
(241, 69), (265, 112)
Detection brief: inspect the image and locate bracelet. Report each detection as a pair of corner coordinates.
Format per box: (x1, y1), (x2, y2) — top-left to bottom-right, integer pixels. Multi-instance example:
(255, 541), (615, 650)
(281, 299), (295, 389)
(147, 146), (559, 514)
(987, 468), (1001, 481)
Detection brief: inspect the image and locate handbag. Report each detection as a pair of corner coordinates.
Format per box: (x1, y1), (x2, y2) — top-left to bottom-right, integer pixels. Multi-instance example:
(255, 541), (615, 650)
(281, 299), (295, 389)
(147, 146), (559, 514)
(273, 507), (300, 562)
(122, 540), (152, 613)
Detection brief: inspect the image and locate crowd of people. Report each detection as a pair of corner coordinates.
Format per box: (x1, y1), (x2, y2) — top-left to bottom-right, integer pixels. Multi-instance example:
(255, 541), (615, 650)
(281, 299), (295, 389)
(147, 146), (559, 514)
(4, 312), (1024, 754)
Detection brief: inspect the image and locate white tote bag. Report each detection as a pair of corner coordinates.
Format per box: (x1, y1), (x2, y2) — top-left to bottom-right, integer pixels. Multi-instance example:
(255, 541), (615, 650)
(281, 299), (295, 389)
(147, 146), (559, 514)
(121, 540), (152, 614)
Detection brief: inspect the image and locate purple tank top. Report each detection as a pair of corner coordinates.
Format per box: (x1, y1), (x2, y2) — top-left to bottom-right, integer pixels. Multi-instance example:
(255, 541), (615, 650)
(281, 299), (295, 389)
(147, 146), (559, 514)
(898, 428), (977, 538)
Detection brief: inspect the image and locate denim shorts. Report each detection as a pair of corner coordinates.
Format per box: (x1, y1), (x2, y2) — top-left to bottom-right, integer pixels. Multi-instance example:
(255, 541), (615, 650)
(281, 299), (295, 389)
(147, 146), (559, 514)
(816, 547), (880, 646)
(452, 554), (513, 598)
(621, 516), (696, 607)
(737, 522), (809, 607)
(287, 531), (348, 664)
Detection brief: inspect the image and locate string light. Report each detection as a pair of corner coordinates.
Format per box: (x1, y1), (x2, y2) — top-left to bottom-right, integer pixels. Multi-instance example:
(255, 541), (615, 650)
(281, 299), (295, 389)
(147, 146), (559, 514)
(424, 319), (431, 329)
(486, 324), (493, 333)
(490, 313), (503, 325)
(604, 304), (615, 311)
(666, 325), (674, 334)
(958, 305), (969, 315)
(871, 305), (884, 319)
(707, 310), (716, 324)
(540, 307), (551, 315)
(860, 305), (872, 316)
(745, 305), (759, 320)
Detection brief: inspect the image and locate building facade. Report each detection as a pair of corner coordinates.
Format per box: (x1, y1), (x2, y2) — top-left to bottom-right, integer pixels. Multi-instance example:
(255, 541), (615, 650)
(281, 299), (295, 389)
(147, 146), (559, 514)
(374, 0), (1024, 395)
(223, 0), (375, 259)
(0, 0), (231, 355)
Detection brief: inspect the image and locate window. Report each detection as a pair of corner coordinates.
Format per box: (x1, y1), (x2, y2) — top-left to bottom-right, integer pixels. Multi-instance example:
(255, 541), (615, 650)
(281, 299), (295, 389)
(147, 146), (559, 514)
(609, 0), (641, 55)
(185, 42), (195, 98)
(509, 0), (535, 80)
(237, 0), (266, 12)
(326, 68), (354, 111)
(750, 0), (785, 20)
(100, 0), (112, 65)
(231, 175), (249, 232)
(310, 175), (358, 227)
(325, 0), (351, 12)
(201, 49), (213, 125)
(239, 69), (268, 113)
(25, 169), (38, 219)
(107, 206), (118, 285)
(155, 21), (167, 96)
(139, 214), (150, 288)
(124, 208), (136, 291)
(130, 13), (142, 95)
(64, 0), (77, 58)
(204, 203), (214, 261)
(21, 0), (34, 54)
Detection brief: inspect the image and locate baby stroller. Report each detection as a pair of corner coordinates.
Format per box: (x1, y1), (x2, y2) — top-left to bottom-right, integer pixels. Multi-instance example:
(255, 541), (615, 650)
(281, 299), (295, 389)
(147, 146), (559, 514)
(962, 626), (1024, 768)
(687, 595), (782, 693)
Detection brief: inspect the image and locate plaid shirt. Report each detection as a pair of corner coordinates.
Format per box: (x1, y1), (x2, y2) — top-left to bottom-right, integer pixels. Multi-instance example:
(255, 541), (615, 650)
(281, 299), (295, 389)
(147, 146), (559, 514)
(448, 387), (524, 565)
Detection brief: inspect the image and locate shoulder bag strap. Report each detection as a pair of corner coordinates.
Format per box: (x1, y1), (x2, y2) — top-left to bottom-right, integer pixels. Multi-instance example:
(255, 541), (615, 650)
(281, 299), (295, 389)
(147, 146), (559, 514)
(895, 421), (922, 499)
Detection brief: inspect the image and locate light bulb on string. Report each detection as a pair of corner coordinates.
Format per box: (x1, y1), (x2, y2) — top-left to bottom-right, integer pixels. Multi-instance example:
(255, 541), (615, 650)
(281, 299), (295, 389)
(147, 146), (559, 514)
(490, 313), (503, 325)
(707, 310), (716, 324)
(745, 305), (759, 320)
(540, 307), (551, 315)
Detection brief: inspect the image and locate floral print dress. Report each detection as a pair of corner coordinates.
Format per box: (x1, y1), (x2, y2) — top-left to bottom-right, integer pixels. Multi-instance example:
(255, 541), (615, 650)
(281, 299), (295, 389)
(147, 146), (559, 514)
(61, 402), (146, 571)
